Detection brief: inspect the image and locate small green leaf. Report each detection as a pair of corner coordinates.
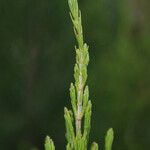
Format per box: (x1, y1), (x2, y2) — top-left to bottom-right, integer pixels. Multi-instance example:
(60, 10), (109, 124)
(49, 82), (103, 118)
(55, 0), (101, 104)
(44, 136), (55, 150)
(105, 128), (114, 150)
(91, 142), (98, 150)
(70, 83), (77, 116)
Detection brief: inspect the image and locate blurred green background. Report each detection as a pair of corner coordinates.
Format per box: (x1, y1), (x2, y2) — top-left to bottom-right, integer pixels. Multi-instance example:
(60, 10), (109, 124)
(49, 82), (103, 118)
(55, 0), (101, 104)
(0, 0), (150, 150)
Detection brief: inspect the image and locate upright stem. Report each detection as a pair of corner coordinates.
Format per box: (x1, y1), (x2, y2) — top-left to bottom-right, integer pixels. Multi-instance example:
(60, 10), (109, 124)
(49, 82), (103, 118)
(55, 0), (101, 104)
(68, 0), (87, 133)
(44, 1), (114, 150)
(76, 23), (84, 132)
(76, 62), (83, 132)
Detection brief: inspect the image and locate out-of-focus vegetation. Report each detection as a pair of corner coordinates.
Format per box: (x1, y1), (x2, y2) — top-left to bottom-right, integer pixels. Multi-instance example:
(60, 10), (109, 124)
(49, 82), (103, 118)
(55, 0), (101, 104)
(0, 0), (149, 150)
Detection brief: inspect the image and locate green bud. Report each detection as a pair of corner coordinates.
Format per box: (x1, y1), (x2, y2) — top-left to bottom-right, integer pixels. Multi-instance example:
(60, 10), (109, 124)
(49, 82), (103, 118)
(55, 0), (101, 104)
(105, 128), (114, 150)
(44, 136), (55, 150)
(91, 142), (98, 150)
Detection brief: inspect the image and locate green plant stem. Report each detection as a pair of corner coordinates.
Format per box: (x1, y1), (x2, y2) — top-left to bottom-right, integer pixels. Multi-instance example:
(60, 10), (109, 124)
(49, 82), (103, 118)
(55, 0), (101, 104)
(44, 0), (114, 149)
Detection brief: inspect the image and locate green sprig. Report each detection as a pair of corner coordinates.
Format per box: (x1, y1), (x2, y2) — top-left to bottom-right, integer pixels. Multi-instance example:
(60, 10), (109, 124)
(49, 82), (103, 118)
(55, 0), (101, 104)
(44, 0), (114, 149)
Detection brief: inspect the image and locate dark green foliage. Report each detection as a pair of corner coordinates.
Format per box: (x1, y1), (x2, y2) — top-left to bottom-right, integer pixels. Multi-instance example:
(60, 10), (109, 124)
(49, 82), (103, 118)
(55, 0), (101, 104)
(0, 0), (149, 150)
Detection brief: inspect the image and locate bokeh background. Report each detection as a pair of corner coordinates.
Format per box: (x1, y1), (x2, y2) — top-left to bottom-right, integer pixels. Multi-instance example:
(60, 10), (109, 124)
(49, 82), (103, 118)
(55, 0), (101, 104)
(0, 0), (150, 150)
